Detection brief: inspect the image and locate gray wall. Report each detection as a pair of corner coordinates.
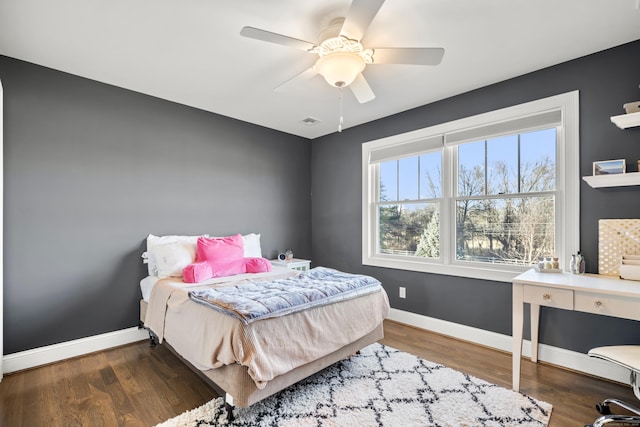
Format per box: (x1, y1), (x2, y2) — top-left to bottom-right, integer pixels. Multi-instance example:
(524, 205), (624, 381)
(311, 39), (640, 354)
(1, 56), (311, 354)
(3, 39), (640, 358)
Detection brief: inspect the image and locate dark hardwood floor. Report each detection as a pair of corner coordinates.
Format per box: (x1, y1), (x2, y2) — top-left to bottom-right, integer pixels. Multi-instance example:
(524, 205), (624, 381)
(0, 320), (634, 426)
(381, 321), (636, 427)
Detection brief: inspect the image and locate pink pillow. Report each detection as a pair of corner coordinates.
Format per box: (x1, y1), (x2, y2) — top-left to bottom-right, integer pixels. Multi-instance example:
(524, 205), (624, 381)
(196, 234), (244, 262)
(183, 261), (213, 283)
(209, 258), (247, 278)
(191, 236), (277, 278)
(245, 257), (273, 273)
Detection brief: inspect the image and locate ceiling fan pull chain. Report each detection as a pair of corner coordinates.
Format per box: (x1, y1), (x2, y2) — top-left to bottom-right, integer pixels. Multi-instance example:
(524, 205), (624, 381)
(338, 87), (344, 132)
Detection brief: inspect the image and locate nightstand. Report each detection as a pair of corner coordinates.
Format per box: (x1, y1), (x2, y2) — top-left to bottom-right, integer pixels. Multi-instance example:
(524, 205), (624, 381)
(270, 258), (311, 271)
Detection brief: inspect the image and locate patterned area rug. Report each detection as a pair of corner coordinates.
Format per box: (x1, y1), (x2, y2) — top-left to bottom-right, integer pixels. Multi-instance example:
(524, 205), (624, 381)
(157, 343), (552, 427)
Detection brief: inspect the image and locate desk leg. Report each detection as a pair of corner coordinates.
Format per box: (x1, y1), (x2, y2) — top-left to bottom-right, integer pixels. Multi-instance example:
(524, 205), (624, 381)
(530, 303), (540, 363)
(512, 283), (524, 392)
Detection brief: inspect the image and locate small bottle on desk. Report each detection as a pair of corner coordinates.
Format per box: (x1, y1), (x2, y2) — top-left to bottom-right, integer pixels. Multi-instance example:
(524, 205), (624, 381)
(544, 257), (553, 269)
(570, 254), (577, 274)
(577, 252), (586, 274)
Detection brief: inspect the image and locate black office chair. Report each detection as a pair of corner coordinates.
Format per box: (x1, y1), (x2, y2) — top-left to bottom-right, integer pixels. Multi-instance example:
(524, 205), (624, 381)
(586, 346), (640, 427)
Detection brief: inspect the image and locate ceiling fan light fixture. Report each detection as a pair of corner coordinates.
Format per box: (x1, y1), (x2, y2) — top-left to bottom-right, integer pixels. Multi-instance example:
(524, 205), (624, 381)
(315, 51), (365, 88)
(239, 0), (444, 106)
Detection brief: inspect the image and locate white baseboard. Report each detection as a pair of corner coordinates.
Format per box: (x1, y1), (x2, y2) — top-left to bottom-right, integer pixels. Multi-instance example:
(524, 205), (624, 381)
(1, 311), (630, 387)
(387, 308), (631, 385)
(2, 327), (148, 376)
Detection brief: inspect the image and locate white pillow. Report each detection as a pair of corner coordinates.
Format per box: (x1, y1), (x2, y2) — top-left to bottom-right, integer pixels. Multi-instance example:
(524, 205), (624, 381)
(144, 234), (202, 277)
(242, 233), (262, 258)
(153, 241), (197, 278)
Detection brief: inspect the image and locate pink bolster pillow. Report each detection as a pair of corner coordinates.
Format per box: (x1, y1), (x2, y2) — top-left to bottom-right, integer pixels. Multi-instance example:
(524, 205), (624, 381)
(183, 257), (271, 282)
(209, 257), (247, 278)
(183, 261), (213, 283)
(245, 257), (273, 273)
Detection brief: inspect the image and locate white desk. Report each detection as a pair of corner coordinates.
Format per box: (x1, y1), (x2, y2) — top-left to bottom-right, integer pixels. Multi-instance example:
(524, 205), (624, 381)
(512, 269), (640, 391)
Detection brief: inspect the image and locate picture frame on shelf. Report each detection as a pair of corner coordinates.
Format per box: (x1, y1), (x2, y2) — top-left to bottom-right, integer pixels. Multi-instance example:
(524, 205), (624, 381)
(593, 159), (626, 176)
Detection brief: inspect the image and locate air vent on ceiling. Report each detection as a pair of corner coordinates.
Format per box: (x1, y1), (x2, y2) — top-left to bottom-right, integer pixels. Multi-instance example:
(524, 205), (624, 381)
(300, 117), (321, 126)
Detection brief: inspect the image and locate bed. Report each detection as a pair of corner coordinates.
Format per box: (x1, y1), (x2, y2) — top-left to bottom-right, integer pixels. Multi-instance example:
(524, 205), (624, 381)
(138, 233), (390, 412)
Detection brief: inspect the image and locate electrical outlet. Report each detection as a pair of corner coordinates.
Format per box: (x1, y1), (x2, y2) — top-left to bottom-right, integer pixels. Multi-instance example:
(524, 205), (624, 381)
(399, 286), (406, 299)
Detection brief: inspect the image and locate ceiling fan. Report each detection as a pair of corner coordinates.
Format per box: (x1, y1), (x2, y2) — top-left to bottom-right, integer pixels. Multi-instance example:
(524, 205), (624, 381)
(239, 0), (445, 104)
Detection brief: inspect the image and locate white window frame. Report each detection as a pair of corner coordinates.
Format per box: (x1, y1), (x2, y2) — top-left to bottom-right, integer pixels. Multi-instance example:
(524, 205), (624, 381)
(362, 91), (580, 283)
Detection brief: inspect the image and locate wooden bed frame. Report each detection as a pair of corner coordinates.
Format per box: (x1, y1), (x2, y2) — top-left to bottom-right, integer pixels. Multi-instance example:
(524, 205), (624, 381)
(139, 299), (384, 410)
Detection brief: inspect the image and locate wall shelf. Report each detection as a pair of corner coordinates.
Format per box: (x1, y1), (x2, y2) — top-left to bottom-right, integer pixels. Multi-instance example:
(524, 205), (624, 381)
(583, 172), (640, 188)
(611, 111), (640, 129)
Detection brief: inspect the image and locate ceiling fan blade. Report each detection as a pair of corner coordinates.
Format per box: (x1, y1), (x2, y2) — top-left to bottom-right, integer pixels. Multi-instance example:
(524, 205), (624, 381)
(340, 0), (386, 41)
(240, 26), (316, 52)
(274, 67), (318, 92)
(349, 73), (376, 103)
(371, 47), (445, 65)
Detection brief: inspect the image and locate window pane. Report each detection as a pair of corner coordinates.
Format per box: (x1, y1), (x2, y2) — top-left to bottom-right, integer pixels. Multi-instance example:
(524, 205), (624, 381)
(455, 196), (554, 265)
(379, 160), (397, 201)
(378, 203), (439, 258)
(458, 140), (485, 196)
(415, 209), (440, 258)
(520, 128), (556, 192)
(398, 157), (419, 201)
(487, 135), (518, 195)
(420, 152), (442, 199)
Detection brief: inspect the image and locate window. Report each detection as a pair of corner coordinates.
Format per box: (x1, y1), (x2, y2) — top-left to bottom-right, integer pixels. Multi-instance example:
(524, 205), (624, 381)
(378, 151), (442, 258)
(362, 91), (579, 282)
(454, 128), (556, 266)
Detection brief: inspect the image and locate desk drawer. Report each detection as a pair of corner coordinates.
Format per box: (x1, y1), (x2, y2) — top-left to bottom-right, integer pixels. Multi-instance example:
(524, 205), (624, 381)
(575, 292), (640, 321)
(523, 285), (574, 309)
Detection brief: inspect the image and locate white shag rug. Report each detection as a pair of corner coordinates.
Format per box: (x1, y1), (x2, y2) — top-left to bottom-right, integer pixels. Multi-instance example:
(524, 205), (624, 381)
(157, 343), (552, 427)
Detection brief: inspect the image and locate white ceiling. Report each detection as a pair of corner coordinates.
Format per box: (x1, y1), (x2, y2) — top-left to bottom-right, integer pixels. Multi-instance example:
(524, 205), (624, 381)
(1, 0), (639, 139)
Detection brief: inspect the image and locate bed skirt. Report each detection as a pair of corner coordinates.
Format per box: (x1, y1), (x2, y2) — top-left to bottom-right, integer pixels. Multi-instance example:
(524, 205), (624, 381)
(139, 299), (384, 407)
